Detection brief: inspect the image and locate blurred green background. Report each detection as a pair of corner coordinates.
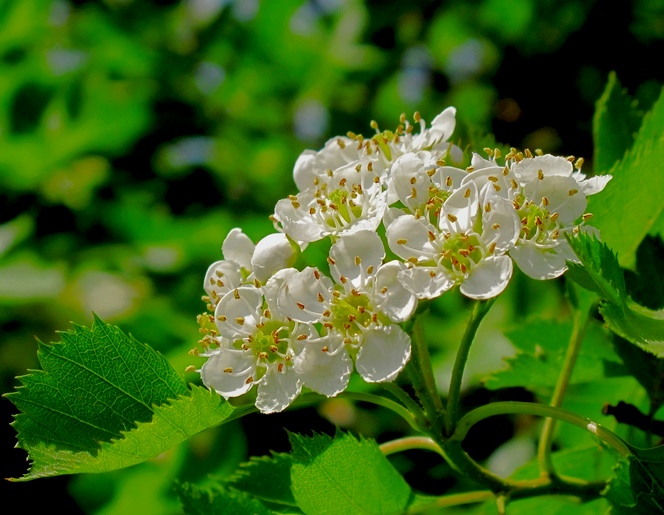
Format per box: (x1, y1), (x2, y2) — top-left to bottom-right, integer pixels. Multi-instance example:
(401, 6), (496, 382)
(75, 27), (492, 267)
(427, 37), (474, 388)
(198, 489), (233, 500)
(2, 0), (663, 513)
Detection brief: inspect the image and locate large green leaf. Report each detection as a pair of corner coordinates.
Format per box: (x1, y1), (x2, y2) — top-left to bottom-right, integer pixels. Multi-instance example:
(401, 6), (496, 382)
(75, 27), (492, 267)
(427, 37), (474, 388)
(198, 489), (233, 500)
(289, 431), (412, 515)
(6, 317), (234, 480)
(592, 72), (643, 174)
(14, 386), (233, 480)
(603, 445), (664, 513)
(567, 233), (664, 357)
(588, 81), (664, 267)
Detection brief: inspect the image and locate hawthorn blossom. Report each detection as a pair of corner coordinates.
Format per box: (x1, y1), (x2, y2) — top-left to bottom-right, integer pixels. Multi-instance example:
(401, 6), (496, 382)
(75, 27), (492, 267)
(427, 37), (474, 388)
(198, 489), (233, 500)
(387, 181), (520, 299)
(203, 229), (296, 309)
(200, 280), (315, 414)
(507, 154), (612, 279)
(277, 231), (415, 389)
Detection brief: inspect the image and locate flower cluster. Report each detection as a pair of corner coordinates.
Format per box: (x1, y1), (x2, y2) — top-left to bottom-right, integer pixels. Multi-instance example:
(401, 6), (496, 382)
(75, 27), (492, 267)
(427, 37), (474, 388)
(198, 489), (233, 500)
(197, 107), (611, 413)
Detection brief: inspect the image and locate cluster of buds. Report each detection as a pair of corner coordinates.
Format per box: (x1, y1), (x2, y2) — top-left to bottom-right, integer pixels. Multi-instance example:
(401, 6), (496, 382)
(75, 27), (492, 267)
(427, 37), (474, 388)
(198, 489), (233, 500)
(196, 108), (611, 413)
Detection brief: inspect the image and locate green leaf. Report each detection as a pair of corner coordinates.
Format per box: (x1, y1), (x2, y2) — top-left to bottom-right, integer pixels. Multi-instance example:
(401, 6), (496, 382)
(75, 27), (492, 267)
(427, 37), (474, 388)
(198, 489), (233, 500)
(603, 445), (664, 513)
(611, 335), (664, 411)
(227, 452), (297, 507)
(7, 316), (188, 455)
(593, 72), (643, 174)
(6, 317), (235, 480)
(175, 481), (276, 515)
(567, 233), (664, 358)
(588, 81), (664, 267)
(289, 431), (412, 515)
(485, 319), (617, 392)
(624, 235), (664, 310)
(15, 386), (234, 480)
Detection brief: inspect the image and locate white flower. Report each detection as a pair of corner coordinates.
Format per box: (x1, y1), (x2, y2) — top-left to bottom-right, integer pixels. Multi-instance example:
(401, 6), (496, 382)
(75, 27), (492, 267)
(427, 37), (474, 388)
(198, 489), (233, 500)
(277, 231), (415, 388)
(201, 283), (314, 414)
(274, 161), (387, 245)
(204, 229), (296, 307)
(387, 181), (520, 299)
(507, 154), (612, 279)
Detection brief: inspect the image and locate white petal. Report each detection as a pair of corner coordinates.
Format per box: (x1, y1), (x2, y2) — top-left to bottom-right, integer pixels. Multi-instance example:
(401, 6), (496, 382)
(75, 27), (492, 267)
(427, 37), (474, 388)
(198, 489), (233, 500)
(510, 242), (567, 280)
(215, 286), (263, 339)
(397, 265), (454, 299)
(203, 260), (243, 300)
(392, 153), (429, 208)
(386, 214), (437, 261)
(577, 173), (612, 196)
(442, 181), (478, 233)
(524, 175), (587, 224)
(295, 337), (352, 397)
(460, 255), (513, 299)
(356, 326), (411, 382)
(373, 261), (417, 322)
(482, 195), (520, 252)
(512, 155), (572, 182)
(429, 106), (457, 145)
(251, 233), (297, 283)
(329, 231), (385, 288)
(275, 194), (328, 245)
(201, 349), (256, 398)
(471, 152), (497, 170)
(256, 365), (302, 414)
(263, 267), (299, 317)
(293, 150), (318, 191)
(222, 228), (255, 270)
(277, 267), (333, 323)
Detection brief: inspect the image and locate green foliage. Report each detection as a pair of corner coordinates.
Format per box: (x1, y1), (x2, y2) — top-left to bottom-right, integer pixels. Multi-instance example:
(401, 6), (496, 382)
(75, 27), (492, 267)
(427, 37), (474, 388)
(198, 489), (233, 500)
(226, 452), (297, 507)
(567, 233), (664, 357)
(604, 445), (664, 513)
(588, 80), (664, 267)
(175, 481), (276, 515)
(592, 72), (643, 174)
(289, 431), (412, 515)
(6, 317), (234, 480)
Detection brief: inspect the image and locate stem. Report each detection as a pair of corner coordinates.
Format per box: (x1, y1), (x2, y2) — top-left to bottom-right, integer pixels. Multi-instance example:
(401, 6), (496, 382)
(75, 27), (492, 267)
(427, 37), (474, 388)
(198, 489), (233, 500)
(381, 382), (428, 429)
(407, 490), (495, 513)
(537, 300), (594, 476)
(379, 436), (445, 457)
(445, 298), (496, 436)
(407, 316), (445, 435)
(340, 391), (421, 431)
(453, 401), (631, 458)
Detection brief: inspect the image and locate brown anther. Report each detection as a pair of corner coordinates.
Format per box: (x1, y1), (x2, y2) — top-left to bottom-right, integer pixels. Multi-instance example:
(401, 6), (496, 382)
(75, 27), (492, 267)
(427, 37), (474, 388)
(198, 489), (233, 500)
(552, 229), (560, 239)
(327, 169), (334, 177)
(367, 265), (374, 274)
(296, 302), (305, 310)
(535, 216), (543, 226)
(258, 351), (268, 359)
(245, 376), (254, 384)
(355, 164), (362, 172)
(358, 306), (366, 313)
(493, 184), (502, 192)
(492, 223), (500, 229)
(568, 189), (579, 196)
(355, 256), (361, 265)
(582, 213), (593, 220)
(291, 201), (300, 209)
(538, 169), (544, 180)
(340, 275), (347, 284)
(459, 249), (470, 257)
(488, 242), (497, 254)
(339, 178), (347, 187)
(235, 317), (245, 325)
(217, 315), (227, 321)
(368, 162), (373, 171)
(414, 111), (421, 122)
(446, 176), (453, 187)
(277, 363), (284, 372)
(323, 309), (331, 317)
(224, 367), (233, 373)
(484, 203), (492, 212)
(337, 138), (346, 148)
(542, 196), (549, 207)
(202, 295), (210, 302)
(429, 271), (437, 278)
(327, 257), (336, 265)
(550, 212), (559, 222)
(566, 155), (576, 162)
(380, 286), (388, 294)
(575, 157), (584, 169)
(510, 179), (518, 189)
(270, 345), (278, 353)
(317, 293), (325, 303)
(460, 263), (468, 273)
(242, 343), (249, 350)
(188, 348), (199, 356)
(288, 194), (297, 201)
(521, 216), (528, 225)
(484, 147), (493, 155)
(411, 186), (417, 198)
(447, 213), (458, 223)
(297, 334), (308, 340)
(321, 346), (329, 352)
(309, 207), (316, 215)
(488, 176), (498, 183)
(428, 230), (436, 241)
(503, 166), (510, 176)
(351, 289), (361, 297)
(397, 238), (407, 245)
(233, 289), (240, 300)
(329, 202), (339, 210)
(313, 269), (321, 280)
(525, 148), (533, 158)
(495, 149), (502, 159)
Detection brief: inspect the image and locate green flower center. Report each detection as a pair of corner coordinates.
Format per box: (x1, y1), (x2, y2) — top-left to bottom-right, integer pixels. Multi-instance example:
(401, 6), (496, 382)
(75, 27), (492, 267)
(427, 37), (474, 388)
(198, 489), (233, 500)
(326, 188), (363, 226)
(438, 233), (483, 276)
(516, 195), (559, 244)
(233, 319), (291, 364)
(329, 292), (376, 338)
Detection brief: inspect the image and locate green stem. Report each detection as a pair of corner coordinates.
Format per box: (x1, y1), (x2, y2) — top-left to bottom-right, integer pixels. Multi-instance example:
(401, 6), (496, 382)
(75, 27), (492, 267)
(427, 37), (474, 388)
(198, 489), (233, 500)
(537, 299), (594, 476)
(340, 391), (421, 431)
(381, 382), (428, 429)
(379, 436), (445, 457)
(453, 401), (631, 457)
(445, 298), (496, 437)
(406, 490), (496, 513)
(407, 316), (445, 435)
